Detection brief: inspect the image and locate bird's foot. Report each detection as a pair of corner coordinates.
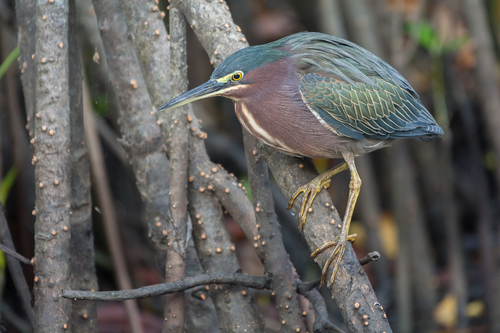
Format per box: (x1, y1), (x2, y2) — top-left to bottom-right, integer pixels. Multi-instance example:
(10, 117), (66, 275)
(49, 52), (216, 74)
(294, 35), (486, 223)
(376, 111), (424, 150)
(287, 174), (332, 232)
(311, 233), (357, 287)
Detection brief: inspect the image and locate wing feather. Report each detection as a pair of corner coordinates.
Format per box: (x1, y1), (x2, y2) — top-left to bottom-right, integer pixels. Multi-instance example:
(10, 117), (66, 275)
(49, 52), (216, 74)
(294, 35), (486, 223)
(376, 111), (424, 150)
(300, 73), (443, 140)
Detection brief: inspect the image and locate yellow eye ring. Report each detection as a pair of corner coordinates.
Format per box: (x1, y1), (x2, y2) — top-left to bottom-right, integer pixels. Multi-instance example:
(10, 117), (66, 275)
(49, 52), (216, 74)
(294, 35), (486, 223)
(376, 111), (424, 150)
(232, 71), (243, 81)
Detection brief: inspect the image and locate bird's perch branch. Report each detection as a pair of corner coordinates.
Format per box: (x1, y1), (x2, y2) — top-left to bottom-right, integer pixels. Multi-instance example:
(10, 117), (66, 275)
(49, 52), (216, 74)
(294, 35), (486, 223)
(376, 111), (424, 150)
(262, 146), (391, 332)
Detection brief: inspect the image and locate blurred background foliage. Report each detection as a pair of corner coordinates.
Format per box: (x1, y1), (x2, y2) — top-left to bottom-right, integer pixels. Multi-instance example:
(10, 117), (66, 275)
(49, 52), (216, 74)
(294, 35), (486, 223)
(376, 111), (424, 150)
(1, 0), (500, 332)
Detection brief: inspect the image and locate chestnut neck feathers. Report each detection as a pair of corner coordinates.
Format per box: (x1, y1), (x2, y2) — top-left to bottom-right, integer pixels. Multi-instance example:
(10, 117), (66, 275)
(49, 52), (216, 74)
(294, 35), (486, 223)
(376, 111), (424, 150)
(229, 58), (353, 159)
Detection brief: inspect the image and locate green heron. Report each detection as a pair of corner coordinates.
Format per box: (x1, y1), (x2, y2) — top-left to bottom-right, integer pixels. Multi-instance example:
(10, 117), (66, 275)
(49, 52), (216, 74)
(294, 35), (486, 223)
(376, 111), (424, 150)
(158, 32), (443, 286)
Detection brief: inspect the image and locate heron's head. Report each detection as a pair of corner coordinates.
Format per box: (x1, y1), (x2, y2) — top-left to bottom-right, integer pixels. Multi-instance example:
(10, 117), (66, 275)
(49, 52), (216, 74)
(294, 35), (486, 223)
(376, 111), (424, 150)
(156, 43), (291, 111)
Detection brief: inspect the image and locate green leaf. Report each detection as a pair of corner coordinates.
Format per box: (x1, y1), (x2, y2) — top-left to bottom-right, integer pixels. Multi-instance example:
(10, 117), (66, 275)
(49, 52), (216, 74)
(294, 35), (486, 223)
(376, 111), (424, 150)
(0, 167), (18, 205)
(405, 21), (442, 56)
(0, 47), (20, 80)
(93, 95), (109, 117)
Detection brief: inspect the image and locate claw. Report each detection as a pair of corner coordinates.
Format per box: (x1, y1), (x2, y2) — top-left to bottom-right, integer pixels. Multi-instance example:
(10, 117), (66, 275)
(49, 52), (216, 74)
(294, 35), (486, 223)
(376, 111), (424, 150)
(311, 233), (357, 287)
(288, 177), (331, 231)
(287, 162), (348, 231)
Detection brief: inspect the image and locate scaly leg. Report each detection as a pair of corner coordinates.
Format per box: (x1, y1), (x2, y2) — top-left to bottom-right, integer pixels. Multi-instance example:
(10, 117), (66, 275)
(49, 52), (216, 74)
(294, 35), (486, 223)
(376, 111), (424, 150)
(287, 161), (348, 231)
(310, 151), (361, 287)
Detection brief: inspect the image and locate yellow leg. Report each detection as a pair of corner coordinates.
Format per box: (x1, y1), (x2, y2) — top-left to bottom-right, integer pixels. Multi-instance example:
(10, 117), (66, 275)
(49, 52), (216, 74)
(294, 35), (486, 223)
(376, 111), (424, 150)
(310, 152), (361, 287)
(287, 161), (349, 231)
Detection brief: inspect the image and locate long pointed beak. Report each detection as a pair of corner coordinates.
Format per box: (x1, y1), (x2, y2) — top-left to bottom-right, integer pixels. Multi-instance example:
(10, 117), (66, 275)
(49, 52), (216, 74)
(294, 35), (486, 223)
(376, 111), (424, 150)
(156, 79), (227, 112)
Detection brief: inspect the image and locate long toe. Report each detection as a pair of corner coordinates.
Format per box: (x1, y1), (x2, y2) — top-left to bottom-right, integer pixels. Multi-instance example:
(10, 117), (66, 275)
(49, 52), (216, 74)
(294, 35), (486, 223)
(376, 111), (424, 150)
(312, 234), (357, 287)
(287, 177), (332, 231)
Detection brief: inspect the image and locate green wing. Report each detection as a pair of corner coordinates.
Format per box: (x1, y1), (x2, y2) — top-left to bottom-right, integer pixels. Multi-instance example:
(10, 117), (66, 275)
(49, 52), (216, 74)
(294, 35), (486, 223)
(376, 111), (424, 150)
(299, 73), (442, 140)
(284, 33), (442, 140)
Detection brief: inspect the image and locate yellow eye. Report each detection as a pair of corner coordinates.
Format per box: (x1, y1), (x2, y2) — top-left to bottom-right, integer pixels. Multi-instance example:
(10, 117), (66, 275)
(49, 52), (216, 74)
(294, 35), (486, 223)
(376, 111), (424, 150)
(232, 71), (243, 81)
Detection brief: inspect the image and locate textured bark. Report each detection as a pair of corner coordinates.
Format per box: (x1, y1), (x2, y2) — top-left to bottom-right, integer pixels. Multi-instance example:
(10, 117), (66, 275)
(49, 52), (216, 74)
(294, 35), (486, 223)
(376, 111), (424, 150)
(68, 0), (98, 330)
(297, 283), (345, 333)
(14, 0), (37, 273)
(113, 0), (220, 330)
(184, 241), (220, 333)
(162, 6), (189, 332)
(243, 133), (305, 332)
(188, 142), (265, 332)
(116, 0), (265, 330)
(33, 0), (72, 330)
(15, 0), (36, 138)
(262, 146), (391, 333)
(92, 0), (172, 267)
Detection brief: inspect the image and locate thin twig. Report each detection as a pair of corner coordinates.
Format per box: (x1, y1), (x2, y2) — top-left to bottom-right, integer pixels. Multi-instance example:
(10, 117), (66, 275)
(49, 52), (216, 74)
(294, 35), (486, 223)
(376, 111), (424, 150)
(0, 205), (34, 327)
(63, 273), (271, 301)
(358, 251), (381, 265)
(0, 243), (32, 265)
(297, 285), (346, 333)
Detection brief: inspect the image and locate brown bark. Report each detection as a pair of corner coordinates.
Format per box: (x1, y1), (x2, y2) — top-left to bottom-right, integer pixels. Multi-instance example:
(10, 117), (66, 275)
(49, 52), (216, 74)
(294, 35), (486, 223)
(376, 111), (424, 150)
(183, 241), (220, 333)
(14, 0), (37, 280)
(115, 0), (265, 329)
(91, 0), (172, 268)
(187, 144), (265, 332)
(33, 0), (72, 330)
(243, 133), (306, 332)
(297, 283), (346, 333)
(15, 0), (36, 138)
(162, 6), (189, 332)
(87, 5), (171, 330)
(67, 0), (98, 330)
(262, 146), (391, 333)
